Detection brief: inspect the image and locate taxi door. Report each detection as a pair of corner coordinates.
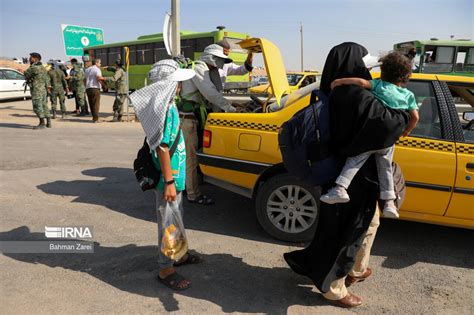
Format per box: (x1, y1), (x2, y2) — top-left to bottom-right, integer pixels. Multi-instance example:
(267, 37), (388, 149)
(395, 80), (456, 216)
(445, 82), (474, 221)
(447, 143), (474, 220)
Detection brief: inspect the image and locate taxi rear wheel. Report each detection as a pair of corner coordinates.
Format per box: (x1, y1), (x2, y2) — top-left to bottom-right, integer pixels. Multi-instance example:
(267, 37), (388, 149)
(256, 174), (319, 242)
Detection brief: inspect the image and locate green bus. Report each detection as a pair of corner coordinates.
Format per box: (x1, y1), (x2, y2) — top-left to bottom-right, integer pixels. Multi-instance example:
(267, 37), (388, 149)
(394, 39), (474, 77)
(83, 27), (251, 91)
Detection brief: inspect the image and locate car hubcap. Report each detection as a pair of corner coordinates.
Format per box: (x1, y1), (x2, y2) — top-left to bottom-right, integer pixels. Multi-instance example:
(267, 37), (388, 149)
(266, 185), (317, 234)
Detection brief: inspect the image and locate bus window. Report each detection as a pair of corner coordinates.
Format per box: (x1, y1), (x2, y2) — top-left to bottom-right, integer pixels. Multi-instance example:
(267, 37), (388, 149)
(458, 47), (474, 72)
(154, 42), (168, 62)
(181, 38), (196, 59)
(137, 44), (153, 65)
(422, 46), (455, 73)
(195, 37), (214, 51)
(128, 45), (137, 65)
(95, 48), (108, 66)
(108, 47), (122, 64)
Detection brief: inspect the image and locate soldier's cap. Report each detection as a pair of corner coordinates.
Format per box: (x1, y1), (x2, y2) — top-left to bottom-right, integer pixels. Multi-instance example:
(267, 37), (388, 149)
(115, 59), (123, 67)
(70, 58), (78, 63)
(29, 52), (42, 60)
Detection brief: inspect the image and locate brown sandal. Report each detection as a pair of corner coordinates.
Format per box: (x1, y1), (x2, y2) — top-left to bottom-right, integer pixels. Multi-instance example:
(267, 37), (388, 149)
(158, 272), (191, 291)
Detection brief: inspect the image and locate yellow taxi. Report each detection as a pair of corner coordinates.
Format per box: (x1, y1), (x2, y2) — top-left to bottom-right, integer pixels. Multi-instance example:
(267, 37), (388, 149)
(198, 38), (474, 241)
(249, 71), (320, 96)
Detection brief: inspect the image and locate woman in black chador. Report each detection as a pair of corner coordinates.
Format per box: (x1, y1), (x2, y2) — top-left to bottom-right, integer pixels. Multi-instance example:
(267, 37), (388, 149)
(284, 43), (409, 308)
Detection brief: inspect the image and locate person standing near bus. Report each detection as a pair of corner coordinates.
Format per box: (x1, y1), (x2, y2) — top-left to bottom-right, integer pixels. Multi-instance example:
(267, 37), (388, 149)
(179, 44), (236, 205)
(70, 59), (89, 116)
(85, 58), (105, 123)
(24, 52), (52, 129)
(105, 60), (128, 122)
(216, 40), (254, 89)
(48, 62), (69, 119)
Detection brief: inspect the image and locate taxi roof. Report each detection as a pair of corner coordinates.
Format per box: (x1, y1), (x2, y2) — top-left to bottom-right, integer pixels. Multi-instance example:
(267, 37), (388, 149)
(371, 72), (474, 84)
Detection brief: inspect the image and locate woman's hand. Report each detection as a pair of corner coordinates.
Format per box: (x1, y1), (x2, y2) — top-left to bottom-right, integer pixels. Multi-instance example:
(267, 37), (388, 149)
(330, 79), (343, 90)
(163, 183), (177, 202)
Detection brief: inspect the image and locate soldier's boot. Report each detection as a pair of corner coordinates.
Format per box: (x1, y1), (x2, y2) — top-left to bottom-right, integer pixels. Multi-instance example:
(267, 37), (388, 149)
(33, 118), (46, 130)
(117, 114), (123, 122)
(61, 112), (66, 119)
(51, 109), (56, 119)
(46, 117), (52, 128)
(112, 111), (119, 122)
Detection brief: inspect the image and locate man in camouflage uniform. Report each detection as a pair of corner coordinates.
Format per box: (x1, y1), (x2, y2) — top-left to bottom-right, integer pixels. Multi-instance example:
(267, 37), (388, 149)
(24, 52), (52, 129)
(48, 62), (69, 119)
(70, 58), (88, 116)
(106, 60), (128, 122)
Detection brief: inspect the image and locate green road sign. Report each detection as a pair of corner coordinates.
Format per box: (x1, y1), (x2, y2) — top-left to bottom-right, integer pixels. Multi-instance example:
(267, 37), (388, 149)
(61, 24), (104, 57)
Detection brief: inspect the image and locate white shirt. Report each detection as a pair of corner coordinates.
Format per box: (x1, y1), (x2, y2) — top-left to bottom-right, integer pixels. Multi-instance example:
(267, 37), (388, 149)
(219, 63), (249, 88)
(85, 65), (102, 89)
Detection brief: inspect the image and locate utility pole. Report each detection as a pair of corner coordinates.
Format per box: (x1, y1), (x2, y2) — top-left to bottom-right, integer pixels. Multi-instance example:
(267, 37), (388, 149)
(300, 22), (304, 71)
(171, 0), (180, 57)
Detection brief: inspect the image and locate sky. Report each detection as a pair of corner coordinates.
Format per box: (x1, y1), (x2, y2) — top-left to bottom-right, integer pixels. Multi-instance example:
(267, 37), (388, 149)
(1, 0), (473, 70)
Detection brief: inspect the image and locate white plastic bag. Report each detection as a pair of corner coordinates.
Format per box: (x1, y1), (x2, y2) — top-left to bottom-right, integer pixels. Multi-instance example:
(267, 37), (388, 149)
(160, 200), (188, 261)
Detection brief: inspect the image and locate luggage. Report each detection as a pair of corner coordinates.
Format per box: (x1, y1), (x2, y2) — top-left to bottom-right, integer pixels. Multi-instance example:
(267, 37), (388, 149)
(278, 89), (338, 186)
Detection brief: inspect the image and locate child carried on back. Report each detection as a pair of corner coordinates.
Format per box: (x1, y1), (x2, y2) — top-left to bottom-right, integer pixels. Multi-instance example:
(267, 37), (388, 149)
(320, 52), (419, 218)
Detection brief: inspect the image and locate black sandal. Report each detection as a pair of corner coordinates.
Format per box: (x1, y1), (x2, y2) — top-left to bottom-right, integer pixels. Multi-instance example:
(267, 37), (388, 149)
(187, 195), (214, 205)
(174, 253), (202, 267)
(158, 272), (191, 291)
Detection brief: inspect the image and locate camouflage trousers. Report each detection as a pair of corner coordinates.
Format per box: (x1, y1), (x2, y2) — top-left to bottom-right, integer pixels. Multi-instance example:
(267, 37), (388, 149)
(75, 90), (88, 111)
(113, 94), (127, 117)
(32, 95), (50, 119)
(50, 90), (66, 113)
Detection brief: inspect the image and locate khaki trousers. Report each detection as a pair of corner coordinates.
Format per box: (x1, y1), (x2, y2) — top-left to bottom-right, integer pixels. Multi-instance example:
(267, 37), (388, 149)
(180, 117), (201, 200)
(322, 208), (381, 301)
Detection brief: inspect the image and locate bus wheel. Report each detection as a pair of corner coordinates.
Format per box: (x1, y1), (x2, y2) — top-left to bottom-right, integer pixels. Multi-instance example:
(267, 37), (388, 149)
(256, 174), (319, 242)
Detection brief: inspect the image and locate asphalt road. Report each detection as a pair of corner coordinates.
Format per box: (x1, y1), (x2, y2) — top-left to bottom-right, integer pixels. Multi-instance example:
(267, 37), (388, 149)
(1, 96), (473, 314)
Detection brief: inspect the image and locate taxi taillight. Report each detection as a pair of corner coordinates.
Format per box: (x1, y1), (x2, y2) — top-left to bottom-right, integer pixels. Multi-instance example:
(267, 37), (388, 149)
(203, 130), (212, 148)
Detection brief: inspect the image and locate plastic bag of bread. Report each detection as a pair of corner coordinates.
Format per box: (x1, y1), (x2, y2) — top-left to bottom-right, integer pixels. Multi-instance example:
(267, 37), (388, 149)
(160, 201), (188, 261)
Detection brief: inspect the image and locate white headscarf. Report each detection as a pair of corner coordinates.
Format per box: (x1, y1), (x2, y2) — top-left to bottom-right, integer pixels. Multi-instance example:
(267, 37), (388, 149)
(130, 60), (182, 150)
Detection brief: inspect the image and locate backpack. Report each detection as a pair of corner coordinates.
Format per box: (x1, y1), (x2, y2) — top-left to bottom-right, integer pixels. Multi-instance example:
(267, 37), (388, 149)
(133, 129), (181, 191)
(278, 90), (339, 186)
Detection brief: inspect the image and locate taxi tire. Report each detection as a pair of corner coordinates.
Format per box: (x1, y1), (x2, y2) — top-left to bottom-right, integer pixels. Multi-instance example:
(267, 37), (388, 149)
(255, 174), (319, 242)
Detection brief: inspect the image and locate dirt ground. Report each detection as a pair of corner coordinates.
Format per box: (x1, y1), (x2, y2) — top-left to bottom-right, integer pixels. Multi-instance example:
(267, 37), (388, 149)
(0, 95), (473, 314)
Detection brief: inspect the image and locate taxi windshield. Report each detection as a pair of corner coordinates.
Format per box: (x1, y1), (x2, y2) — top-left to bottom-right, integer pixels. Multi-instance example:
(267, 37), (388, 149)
(287, 74), (304, 86)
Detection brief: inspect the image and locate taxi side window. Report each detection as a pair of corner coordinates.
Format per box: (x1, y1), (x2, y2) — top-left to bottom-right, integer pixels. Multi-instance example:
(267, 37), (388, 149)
(406, 81), (442, 139)
(448, 84), (474, 144)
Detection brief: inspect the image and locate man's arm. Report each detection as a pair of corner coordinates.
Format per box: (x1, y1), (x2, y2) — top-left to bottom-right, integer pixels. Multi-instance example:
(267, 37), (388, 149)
(401, 110), (419, 137)
(108, 69), (122, 82)
(331, 78), (371, 90)
(60, 72), (68, 91)
(192, 68), (236, 112)
(225, 63), (248, 76)
(225, 53), (254, 76)
(96, 68), (106, 84)
(24, 67), (32, 80)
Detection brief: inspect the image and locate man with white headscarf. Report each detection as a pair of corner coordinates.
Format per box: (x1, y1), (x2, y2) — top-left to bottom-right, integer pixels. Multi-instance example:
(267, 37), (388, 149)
(178, 44), (236, 205)
(130, 59), (202, 291)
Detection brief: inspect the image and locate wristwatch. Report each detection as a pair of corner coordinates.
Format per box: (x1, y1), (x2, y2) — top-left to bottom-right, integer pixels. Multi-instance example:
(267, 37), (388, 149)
(165, 179), (175, 186)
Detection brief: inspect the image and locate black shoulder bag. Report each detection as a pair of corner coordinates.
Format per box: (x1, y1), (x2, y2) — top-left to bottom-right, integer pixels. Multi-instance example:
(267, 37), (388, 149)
(133, 128), (181, 191)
